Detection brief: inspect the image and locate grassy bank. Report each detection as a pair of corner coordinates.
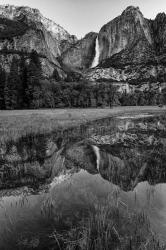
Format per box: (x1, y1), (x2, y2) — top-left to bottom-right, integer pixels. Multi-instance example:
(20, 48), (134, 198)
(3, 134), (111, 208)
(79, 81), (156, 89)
(0, 106), (165, 142)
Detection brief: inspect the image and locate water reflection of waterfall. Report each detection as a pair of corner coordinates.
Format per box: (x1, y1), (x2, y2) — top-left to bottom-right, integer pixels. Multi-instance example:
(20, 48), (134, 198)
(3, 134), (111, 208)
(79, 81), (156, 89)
(91, 36), (100, 68)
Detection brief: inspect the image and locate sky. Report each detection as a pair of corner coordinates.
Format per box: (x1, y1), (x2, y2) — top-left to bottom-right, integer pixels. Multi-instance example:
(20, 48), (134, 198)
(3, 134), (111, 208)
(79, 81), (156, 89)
(0, 0), (166, 38)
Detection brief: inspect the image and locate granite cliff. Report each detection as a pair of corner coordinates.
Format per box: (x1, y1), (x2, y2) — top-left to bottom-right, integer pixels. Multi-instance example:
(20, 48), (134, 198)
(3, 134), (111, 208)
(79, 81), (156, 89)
(98, 6), (153, 63)
(61, 6), (166, 88)
(85, 6), (166, 84)
(1, 4), (166, 86)
(61, 32), (97, 70)
(0, 5), (76, 77)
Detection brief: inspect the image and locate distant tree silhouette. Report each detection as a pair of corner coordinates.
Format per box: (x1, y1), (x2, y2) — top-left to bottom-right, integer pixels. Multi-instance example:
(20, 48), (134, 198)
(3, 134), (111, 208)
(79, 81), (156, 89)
(0, 66), (6, 109)
(20, 55), (28, 108)
(26, 50), (43, 108)
(4, 57), (21, 109)
(52, 68), (61, 82)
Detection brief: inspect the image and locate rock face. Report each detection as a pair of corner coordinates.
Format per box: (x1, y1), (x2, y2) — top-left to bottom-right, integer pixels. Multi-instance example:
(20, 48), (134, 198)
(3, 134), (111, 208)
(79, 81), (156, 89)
(61, 32), (97, 70)
(86, 64), (166, 83)
(1, 4), (166, 83)
(62, 6), (159, 77)
(0, 5), (77, 77)
(98, 6), (153, 62)
(150, 12), (166, 55)
(85, 6), (166, 85)
(0, 5), (74, 42)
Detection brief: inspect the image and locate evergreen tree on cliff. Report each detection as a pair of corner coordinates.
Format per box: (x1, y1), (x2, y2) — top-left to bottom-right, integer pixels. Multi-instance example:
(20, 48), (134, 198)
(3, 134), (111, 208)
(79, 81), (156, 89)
(26, 50), (43, 108)
(0, 66), (6, 109)
(52, 68), (61, 82)
(4, 57), (21, 109)
(20, 55), (28, 108)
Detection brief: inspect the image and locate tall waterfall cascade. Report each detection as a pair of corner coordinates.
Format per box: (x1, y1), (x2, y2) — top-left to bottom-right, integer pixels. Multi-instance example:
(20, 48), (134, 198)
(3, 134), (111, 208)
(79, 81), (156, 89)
(91, 36), (100, 68)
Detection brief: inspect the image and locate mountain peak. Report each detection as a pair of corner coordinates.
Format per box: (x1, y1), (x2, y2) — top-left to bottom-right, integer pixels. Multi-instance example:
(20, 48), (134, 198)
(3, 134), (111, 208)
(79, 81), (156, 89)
(0, 4), (76, 41)
(0, 4), (40, 19)
(155, 12), (166, 21)
(122, 6), (141, 16)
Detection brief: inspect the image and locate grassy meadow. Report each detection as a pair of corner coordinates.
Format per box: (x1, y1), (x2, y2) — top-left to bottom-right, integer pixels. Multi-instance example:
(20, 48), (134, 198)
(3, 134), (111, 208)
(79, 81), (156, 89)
(0, 106), (165, 143)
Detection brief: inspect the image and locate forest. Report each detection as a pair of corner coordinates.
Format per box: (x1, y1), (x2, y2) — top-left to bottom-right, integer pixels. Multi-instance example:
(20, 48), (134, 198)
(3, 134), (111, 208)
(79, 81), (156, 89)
(0, 50), (165, 110)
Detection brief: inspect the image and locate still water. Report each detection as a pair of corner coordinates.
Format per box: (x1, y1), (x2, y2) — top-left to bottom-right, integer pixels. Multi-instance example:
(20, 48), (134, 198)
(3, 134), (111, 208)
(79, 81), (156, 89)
(1, 114), (166, 249)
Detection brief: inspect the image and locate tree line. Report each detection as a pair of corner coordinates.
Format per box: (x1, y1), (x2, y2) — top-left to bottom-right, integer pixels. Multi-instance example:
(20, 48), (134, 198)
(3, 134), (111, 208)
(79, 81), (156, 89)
(0, 50), (165, 110)
(0, 50), (44, 110)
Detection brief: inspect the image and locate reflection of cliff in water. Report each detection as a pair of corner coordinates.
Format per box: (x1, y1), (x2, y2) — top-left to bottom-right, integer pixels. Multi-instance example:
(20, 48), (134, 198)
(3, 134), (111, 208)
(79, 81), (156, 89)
(1, 114), (166, 191)
(1, 114), (166, 249)
(1, 170), (166, 249)
(0, 117), (118, 189)
(64, 115), (166, 191)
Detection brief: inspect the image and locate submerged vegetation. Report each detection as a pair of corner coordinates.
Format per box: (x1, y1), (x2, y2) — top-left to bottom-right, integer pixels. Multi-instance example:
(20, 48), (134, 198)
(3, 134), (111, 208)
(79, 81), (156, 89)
(0, 189), (165, 250)
(51, 200), (164, 250)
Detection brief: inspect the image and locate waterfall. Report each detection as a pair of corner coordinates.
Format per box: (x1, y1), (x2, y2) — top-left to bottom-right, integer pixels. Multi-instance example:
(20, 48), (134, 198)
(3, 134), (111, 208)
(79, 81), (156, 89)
(91, 36), (100, 68)
(92, 145), (100, 172)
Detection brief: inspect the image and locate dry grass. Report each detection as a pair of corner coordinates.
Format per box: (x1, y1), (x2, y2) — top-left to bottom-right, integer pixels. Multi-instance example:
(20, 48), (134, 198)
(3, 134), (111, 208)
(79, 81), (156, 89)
(0, 106), (165, 143)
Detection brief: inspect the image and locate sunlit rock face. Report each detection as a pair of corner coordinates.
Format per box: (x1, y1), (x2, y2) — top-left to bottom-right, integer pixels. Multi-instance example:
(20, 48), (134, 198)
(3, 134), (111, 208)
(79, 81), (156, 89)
(98, 6), (152, 62)
(62, 6), (155, 72)
(85, 7), (166, 85)
(63, 6), (155, 72)
(0, 5), (77, 77)
(1, 4), (166, 82)
(0, 5), (75, 42)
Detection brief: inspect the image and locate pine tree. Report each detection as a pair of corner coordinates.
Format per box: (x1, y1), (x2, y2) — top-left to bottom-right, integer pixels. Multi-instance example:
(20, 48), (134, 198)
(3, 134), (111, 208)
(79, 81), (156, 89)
(4, 57), (21, 110)
(0, 66), (6, 109)
(52, 68), (61, 82)
(20, 55), (28, 108)
(26, 50), (43, 108)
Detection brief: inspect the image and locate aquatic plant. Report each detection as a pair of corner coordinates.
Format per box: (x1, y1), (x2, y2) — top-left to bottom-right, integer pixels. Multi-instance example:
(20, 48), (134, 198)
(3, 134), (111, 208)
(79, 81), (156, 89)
(50, 195), (165, 250)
